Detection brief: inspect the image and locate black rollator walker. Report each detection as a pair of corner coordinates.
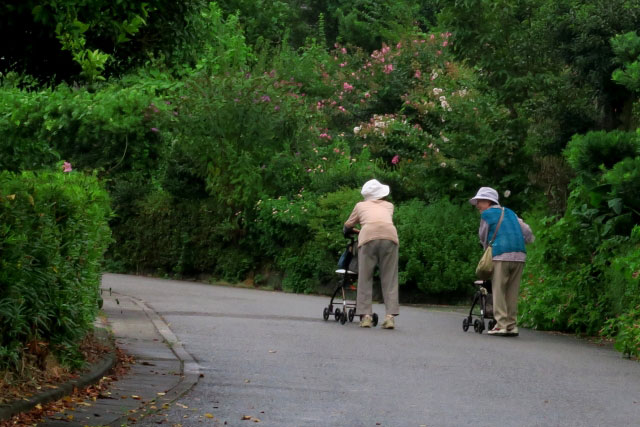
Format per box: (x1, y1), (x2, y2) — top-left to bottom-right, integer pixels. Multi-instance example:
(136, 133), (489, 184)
(462, 280), (497, 334)
(322, 232), (379, 326)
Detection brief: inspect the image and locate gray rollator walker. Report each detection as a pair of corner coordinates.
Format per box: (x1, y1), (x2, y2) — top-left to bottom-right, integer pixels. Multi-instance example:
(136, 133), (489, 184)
(322, 231), (379, 326)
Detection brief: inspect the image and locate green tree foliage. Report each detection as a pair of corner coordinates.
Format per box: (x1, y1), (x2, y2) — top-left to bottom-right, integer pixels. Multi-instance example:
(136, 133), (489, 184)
(438, 0), (640, 157)
(0, 79), (174, 174)
(4, 0), (640, 360)
(0, 0), (206, 82)
(301, 0), (433, 51)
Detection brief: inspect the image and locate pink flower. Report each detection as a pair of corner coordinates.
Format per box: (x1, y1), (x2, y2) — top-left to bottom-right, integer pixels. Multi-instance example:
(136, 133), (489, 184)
(442, 41), (449, 47)
(391, 155), (399, 165)
(383, 64), (394, 74)
(364, 92), (371, 98)
(261, 95), (271, 102)
(414, 70), (422, 79)
(338, 106), (346, 112)
(430, 34), (435, 40)
(437, 50), (442, 56)
(343, 82), (354, 91)
(151, 127), (159, 133)
(340, 62), (347, 68)
(341, 47), (347, 54)
(396, 42), (402, 49)
(62, 162), (72, 173)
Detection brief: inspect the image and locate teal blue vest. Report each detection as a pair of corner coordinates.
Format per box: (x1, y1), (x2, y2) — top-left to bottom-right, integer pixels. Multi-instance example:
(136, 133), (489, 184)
(481, 207), (525, 256)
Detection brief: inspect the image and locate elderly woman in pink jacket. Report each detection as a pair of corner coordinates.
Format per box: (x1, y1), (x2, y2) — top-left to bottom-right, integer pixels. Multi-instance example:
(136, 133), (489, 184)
(344, 179), (399, 329)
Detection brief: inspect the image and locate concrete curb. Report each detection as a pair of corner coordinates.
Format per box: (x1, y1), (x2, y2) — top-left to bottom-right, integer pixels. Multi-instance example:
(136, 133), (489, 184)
(0, 327), (116, 422)
(109, 294), (201, 425)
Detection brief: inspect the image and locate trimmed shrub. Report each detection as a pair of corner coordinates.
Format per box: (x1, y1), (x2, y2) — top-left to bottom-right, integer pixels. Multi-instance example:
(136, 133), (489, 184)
(395, 199), (480, 300)
(0, 167), (111, 372)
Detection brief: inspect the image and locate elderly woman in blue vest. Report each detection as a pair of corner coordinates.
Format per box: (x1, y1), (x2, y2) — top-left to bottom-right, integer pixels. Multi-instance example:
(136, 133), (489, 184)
(470, 187), (534, 336)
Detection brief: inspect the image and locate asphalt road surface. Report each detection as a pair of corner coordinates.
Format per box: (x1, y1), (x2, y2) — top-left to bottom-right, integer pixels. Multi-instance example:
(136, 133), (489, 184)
(102, 274), (640, 427)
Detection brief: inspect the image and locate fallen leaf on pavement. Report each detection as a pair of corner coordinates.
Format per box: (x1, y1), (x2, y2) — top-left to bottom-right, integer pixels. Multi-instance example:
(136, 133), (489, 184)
(204, 413), (214, 418)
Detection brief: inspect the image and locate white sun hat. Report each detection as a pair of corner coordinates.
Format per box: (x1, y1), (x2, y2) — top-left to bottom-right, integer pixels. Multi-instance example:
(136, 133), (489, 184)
(361, 179), (390, 201)
(469, 186), (499, 205)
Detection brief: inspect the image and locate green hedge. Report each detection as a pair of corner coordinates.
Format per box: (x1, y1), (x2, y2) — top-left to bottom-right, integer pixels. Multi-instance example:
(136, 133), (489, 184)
(520, 129), (640, 358)
(0, 167), (112, 371)
(395, 199), (480, 300)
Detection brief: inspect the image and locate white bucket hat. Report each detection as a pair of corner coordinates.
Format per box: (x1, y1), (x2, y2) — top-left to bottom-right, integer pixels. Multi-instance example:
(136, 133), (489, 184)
(469, 187), (499, 205)
(361, 179), (390, 201)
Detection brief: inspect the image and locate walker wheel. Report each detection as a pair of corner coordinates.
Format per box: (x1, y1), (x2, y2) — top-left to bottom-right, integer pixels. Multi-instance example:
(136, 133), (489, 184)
(473, 319), (480, 333)
(348, 309), (355, 322)
(462, 317), (470, 332)
(334, 308), (341, 321)
(476, 320), (485, 334)
(340, 311), (348, 325)
(372, 313), (379, 327)
(323, 307), (330, 321)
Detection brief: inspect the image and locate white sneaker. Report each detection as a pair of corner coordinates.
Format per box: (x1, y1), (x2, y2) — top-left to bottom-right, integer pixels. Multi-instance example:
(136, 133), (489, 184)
(359, 315), (373, 328)
(487, 327), (508, 336)
(381, 315), (395, 329)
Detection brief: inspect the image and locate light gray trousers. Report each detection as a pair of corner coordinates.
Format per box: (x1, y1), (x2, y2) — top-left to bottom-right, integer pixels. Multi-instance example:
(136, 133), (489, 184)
(356, 239), (399, 316)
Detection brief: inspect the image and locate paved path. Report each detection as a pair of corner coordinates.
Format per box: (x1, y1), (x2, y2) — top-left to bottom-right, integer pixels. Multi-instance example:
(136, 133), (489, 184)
(102, 273), (640, 427)
(40, 289), (198, 426)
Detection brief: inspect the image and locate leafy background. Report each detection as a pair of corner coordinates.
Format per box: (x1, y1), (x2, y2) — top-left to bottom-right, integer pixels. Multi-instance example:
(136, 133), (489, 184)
(1, 0), (640, 371)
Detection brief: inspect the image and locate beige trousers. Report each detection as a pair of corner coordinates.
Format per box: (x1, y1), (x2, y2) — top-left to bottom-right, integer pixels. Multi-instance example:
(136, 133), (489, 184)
(356, 239), (399, 316)
(491, 261), (525, 330)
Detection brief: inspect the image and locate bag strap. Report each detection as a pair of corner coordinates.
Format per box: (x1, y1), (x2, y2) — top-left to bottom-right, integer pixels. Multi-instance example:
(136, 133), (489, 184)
(489, 207), (505, 246)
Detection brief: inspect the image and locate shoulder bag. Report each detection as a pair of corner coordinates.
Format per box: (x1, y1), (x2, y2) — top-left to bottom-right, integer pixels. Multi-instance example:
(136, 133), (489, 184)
(475, 207), (505, 280)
